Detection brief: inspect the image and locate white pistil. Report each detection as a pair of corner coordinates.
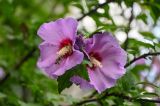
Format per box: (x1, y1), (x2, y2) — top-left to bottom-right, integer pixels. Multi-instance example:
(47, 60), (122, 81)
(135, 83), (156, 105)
(90, 57), (102, 68)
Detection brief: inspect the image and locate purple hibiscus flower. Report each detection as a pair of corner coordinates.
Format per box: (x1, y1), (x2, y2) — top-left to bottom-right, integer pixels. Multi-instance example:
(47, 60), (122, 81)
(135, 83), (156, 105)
(71, 32), (127, 93)
(37, 18), (84, 78)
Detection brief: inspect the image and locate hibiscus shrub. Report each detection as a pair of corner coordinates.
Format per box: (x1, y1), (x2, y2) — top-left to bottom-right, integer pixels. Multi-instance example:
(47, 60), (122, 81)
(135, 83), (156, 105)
(37, 18), (127, 93)
(0, 0), (160, 106)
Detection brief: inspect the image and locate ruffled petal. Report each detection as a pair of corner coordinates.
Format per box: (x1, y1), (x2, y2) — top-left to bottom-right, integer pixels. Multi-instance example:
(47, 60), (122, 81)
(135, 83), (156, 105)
(88, 68), (116, 93)
(100, 46), (126, 79)
(37, 42), (59, 68)
(101, 45), (127, 66)
(43, 59), (66, 79)
(53, 50), (84, 76)
(101, 60), (126, 80)
(84, 38), (94, 53)
(91, 32), (120, 51)
(43, 50), (83, 78)
(37, 18), (78, 45)
(70, 76), (94, 90)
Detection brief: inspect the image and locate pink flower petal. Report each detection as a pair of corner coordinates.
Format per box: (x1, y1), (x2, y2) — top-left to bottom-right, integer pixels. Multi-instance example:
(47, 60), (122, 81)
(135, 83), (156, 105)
(88, 68), (116, 93)
(53, 50), (84, 76)
(70, 76), (94, 90)
(37, 18), (78, 45)
(37, 42), (58, 68)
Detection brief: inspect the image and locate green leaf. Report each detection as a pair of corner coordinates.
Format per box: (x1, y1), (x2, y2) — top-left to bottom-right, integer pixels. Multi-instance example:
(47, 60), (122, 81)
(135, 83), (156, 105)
(57, 64), (89, 93)
(129, 38), (154, 49)
(147, 2), (160, 24)
(136, 13), (147, 24)
(124, 0), (134, 7)
(18, 101), (42, 106)
(117, 72), (137, 92)
(140, 32), (155, 40)
(136, 92), (159, 98)
(136, 82), (159, 88)
(127, 49), (139, 55)
(130, 65), (149, 79)
(155, 43), (160, 48)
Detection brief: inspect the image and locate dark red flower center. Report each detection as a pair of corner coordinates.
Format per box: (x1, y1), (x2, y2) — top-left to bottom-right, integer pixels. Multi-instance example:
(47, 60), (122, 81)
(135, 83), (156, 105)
(55, 38), (73, 64)
(88, 52), (102, 69)
(59, 38), (72, 49)
(89, 52), (102, 62)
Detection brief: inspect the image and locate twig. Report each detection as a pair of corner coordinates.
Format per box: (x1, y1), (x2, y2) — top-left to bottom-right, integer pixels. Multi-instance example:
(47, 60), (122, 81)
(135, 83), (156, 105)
(125, 52), (160, 68)
(88, 90), (97, 98)
(0, 73), (10, 84)
(72, 98), (97, 106)
(124, 4), (134, 50)
(0, 47), (36, 84)
(14, 47), (36, 69)
(72, 93), (160, 106)
(77, 0), (113, 21)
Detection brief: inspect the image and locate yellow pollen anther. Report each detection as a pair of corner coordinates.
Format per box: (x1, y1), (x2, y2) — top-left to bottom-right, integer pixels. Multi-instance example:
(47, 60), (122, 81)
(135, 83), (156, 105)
(57, 45), (72, 58)
(90, 57), (102, 68)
